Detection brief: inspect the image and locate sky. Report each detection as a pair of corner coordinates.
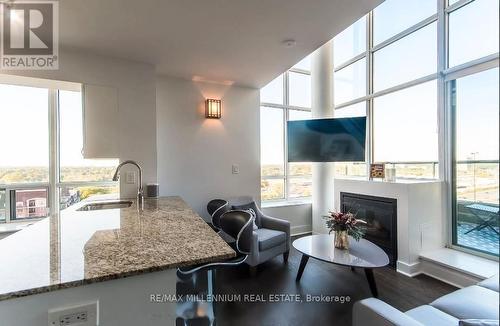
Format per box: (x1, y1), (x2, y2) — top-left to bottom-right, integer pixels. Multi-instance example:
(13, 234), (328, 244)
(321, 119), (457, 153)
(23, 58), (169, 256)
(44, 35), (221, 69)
(0, 84), (49, 166)
(260, 0), (499, 165)
(0, 85), (116, 167)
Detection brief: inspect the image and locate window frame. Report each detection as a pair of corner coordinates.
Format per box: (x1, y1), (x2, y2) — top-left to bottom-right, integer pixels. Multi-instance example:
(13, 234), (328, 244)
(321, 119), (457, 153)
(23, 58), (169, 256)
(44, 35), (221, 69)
(0, 78), (119, 223)
(334, 9), (439, 109)
(6, 185), (49, 221)
(332, 0), (499, 259)
(261, 68), (313, 203)
(334, 0), (498, 168)
(262, 0), (449, 197)
(448, 66), (500, 259)
(259, 0), (499, 257)
(444, 0), (499, 259)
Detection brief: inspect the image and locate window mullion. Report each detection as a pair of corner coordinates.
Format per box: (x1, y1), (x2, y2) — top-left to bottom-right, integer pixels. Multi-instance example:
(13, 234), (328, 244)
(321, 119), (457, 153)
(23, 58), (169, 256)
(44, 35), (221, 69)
(4, 189), (11, 223)
(445, 0), (475, 13)
(334, 53), (366, 72)
(283, 72), (289, 200)
(48, 89), (59, 214)
(371, 14), (438, 53)
(438, 0), (448, 181)
(367, 11), (374, 175)
(440, 0), (452, 249)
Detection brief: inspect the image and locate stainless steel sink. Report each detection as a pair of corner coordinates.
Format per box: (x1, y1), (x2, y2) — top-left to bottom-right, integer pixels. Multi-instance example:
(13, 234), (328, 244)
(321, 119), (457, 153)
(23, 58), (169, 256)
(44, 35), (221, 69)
(77, 200), (133, 211)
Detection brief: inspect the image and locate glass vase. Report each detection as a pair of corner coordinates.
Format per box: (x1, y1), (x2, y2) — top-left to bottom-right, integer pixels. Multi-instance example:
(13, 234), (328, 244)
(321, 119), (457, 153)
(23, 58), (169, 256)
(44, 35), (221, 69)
(334, 230), (349, 250)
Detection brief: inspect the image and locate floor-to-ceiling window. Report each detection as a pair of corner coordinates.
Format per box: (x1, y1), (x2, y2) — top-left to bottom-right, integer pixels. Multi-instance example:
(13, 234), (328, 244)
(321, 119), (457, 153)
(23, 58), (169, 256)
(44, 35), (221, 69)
(332, 16), (369, 178)
(260, 0), (499, 257)
(447, 0), (499, 257)
(330, 0), (499, 256)
(333, 0), (440, 180)
(0, 77), (119, 222)
(260, 57), (313, 202)
(0, 84), (50, 220)
(451, 68), (499, 256)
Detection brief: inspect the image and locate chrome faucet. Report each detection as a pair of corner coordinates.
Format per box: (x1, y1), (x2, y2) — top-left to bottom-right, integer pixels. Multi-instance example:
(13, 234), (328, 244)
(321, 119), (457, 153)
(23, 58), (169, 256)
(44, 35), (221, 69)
(112, 160), (144, 205)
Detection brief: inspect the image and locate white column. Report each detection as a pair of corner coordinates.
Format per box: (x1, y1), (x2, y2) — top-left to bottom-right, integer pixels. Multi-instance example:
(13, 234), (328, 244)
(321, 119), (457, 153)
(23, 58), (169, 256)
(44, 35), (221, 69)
(311, 40), (335, 234)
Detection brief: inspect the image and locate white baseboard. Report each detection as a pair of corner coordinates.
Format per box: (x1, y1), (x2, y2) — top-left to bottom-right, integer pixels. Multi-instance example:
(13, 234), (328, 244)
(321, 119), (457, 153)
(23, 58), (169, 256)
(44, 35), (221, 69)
(396, 260), (421, 277)
(291, 225), (312, 236)
(397, 259), (487, 288)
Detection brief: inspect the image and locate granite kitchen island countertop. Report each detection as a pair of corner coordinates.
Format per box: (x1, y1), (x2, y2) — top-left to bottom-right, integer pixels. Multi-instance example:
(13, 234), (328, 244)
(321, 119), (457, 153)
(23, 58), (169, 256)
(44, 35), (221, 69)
(0, 196), (235, 301)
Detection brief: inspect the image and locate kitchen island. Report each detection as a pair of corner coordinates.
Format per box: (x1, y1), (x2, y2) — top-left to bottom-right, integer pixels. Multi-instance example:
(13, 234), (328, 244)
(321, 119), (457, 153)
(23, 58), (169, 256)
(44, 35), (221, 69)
(0, 196), (235, 325)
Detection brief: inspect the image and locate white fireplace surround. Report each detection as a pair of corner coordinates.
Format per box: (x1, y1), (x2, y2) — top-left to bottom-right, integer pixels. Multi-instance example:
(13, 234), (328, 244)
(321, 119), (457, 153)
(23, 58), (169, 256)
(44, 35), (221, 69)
(313, 178), (445, 276)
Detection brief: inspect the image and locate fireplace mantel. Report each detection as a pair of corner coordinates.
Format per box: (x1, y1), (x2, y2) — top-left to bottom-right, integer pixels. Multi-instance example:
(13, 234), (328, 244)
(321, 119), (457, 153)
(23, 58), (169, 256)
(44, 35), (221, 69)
(329, 178), (445, 276)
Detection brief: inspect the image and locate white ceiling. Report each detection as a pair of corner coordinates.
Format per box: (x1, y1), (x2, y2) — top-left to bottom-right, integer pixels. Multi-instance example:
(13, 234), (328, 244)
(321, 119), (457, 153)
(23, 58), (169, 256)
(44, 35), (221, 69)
(59, 0), (382, 88)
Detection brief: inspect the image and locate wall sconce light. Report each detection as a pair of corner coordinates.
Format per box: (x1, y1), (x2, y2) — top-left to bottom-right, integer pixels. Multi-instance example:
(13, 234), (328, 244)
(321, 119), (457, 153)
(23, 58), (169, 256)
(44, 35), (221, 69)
(205, 99), (222, 119)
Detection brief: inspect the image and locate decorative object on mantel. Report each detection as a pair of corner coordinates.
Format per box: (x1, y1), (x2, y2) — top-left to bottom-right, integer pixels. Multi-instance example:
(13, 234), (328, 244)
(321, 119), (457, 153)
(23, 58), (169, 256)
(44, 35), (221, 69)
(205, 99), (222, 119)
(370, 163), (385, 179)
(385, 166), (396, 182)
(324, 211), (366, 250)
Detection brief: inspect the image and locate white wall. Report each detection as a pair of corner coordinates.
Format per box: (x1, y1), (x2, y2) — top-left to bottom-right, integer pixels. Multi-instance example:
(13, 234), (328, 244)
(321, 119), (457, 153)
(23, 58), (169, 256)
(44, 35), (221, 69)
(155, 76), (260, 219)
(2, 49), (158, 198)
(262, 203), (312, 235)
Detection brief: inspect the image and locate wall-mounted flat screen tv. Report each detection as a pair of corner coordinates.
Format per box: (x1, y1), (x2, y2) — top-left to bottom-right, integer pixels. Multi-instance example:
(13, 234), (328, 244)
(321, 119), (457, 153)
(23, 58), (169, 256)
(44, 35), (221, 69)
(287, 117), (366, 162)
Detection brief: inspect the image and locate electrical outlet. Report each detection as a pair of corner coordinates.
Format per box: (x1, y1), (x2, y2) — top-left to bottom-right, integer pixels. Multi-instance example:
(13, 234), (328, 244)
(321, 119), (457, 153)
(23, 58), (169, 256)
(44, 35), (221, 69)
(59, 311), (87, 325)
(232, 164), (240, 174)
(48, 301), (98, 326)
(125, 171), (136, 184)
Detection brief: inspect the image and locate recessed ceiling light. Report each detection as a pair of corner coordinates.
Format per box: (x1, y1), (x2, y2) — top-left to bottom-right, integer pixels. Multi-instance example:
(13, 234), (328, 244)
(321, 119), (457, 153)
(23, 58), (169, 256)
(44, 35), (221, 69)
(283, 39), (296, 48)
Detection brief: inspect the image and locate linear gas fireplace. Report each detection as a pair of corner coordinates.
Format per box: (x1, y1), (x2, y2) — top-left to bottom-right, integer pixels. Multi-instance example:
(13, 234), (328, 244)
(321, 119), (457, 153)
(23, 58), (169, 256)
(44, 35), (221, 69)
(340, 192), (397, 267)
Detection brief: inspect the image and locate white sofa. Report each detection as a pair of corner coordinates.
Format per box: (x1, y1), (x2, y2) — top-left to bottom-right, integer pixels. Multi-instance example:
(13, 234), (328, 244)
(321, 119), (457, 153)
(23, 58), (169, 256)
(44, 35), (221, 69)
(353, 274), (499, 326)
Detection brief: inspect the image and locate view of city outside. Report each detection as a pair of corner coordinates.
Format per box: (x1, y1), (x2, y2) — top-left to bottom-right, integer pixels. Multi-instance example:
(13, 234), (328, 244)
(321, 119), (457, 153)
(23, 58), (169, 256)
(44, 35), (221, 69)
(261, 161), (442, 200)
(261, 178), (284, 201)
(14, 189), (48, 219)
(456, 163), (499, 204)
(334, 163), (366, 178)
(289, 177), (312, 199)
(453, 67), (499, 255)
(59, 185), (119, 210)
(0, 190), (5, 222)
(0, 167), (49, 184)
(0, 168), (119, 220)
(0, 187), (48, 220)
(385, 163), (439, 179)
(261, 164), (284, 178)
(0, 167), (116, 184)
(261, 163), (313, 200)
(0, 85), (119, 221)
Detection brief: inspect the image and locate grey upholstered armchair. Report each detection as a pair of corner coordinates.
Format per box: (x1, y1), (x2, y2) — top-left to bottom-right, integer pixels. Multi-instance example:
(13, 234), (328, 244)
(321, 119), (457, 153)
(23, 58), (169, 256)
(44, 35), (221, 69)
(227, 196), (291, 271)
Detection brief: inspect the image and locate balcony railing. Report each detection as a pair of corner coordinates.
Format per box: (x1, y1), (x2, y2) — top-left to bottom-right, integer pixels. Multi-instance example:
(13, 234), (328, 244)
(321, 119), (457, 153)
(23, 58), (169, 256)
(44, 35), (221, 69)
(455, 160), (499, 205)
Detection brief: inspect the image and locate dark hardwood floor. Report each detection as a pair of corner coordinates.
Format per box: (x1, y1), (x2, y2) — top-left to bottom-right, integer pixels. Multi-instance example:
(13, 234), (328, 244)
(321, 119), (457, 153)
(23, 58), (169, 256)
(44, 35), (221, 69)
(211, 235), (456, 326)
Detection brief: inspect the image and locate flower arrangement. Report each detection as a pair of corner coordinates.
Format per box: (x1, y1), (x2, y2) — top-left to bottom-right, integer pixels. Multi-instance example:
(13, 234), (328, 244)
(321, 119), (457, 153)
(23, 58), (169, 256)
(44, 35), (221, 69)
(324, 211), (366, 249)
